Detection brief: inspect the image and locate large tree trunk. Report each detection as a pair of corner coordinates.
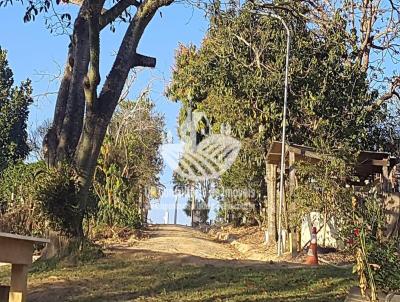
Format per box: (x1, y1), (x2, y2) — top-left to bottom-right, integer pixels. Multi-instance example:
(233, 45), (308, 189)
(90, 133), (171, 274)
(43, 0), (174, 239)
(44, 7), (89, 166)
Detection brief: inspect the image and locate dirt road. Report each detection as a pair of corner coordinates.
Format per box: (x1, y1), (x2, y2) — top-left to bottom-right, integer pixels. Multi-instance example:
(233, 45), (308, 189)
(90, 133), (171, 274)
(3, 224), (353, 302)
(108, 224), (244, 265)
(107, 224), (306, 268)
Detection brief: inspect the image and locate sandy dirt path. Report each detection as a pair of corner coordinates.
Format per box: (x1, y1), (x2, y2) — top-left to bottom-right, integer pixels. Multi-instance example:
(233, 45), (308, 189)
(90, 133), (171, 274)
(8, 224), (313, 302)
(108, 224), (243, 263)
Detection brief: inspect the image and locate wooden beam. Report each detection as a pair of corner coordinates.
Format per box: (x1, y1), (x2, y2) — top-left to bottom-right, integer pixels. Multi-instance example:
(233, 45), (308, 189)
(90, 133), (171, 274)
(370, 159), (390, 167)
(287, 146), (323, 161)
(288, 151), (297, 256)
(0, 233), (50, 244)
(0, 238), (33, 265)
(266, 163), (278, 244)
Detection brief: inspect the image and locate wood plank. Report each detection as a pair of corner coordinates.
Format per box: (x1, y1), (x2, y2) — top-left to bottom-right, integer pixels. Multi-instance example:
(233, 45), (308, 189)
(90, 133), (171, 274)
(0, 233), (49, 244)
(370, 159), (389, 167)
(0, 238), (33, 265)
(288, 146), (323, 161)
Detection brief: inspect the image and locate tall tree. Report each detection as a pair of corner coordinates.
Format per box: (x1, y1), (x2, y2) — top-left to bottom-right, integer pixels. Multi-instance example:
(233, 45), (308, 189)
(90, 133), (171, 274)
(266, 0), (400, 109)
(168, 2), (388, 242)
(0, 47), (33, 172)
(3, 0), (174, 236)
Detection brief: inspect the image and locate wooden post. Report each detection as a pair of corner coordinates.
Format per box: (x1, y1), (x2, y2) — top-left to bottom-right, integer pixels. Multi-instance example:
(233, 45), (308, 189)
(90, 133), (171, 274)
(297, 230), (302, 253)
(288, 151), (297, 256)
(291, 227), (298, 254)
(9, 264), (29, 302)
(266, 163), (278, 244)
(289, 151), (296, 195)
(383, 160), (389, 193)
(0, 285), (10, 302)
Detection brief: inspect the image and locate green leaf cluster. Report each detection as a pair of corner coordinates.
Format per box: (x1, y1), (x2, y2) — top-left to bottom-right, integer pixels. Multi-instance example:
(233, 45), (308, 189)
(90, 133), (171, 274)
(94, 98), (165, 228)
(0, 47), (33, 173)
(167, 2), (388, 218)
(0, 161), (47, 236)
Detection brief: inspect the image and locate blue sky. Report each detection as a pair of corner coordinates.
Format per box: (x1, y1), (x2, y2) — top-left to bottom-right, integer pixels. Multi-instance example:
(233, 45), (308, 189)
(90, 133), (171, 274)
(0, 2), (210, 224)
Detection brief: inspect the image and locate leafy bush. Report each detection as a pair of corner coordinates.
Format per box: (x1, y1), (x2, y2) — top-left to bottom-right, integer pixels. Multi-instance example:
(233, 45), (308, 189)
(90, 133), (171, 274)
(352, 192), (400, 298)
(96, 201), (141, 229)
(0, 162), (98, 238)
(293, 156), (355, 234)
(0, 161), (47, 236)
(93, 99), (164, 229)
(35, 164), (98, 237)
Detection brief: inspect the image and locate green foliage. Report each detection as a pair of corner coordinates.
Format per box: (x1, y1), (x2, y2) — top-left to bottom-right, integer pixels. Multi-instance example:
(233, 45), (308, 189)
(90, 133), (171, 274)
(35, 164), (98, 237)
(365, 239), (400, 292)
(94, 97), (164, 228)
(293, 153), (355, 229)
(183, 198), (210, 224)
(0, 47), (33, 172)
(0, 161), (47, 235)
(216, 140), (265, 223)
(1, 98), (164, 237)
(168, 4), (382, 150)
(167, 3), (387, 223)
(0, 161), (99, 238)
(96, 199), (141, 229)
(352, 192), (400, 295)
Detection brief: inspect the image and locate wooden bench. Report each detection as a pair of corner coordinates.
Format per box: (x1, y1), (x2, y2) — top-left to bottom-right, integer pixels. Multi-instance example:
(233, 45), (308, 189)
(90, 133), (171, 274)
(0, 232), (49, 302)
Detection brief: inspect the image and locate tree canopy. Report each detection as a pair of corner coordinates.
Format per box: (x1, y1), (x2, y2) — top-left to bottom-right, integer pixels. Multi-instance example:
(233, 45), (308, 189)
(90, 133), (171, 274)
(167, 2), (392, 227)
(0, 47), (33, 173)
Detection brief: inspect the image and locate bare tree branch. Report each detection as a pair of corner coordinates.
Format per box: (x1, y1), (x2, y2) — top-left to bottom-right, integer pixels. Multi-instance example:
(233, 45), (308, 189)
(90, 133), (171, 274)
(133, 53), (157, 67)
(366, 76), (400, 111)
(99, 0), (141, 29)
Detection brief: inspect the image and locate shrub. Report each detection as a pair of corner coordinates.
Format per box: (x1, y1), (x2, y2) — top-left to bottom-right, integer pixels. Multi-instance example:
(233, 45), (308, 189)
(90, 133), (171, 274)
(35, 164), (98, 237)
(0, 161), (47, 236)
(0, 161), (98, 238)
(96, 201), (141, 229)
(352, 192), (400, 298)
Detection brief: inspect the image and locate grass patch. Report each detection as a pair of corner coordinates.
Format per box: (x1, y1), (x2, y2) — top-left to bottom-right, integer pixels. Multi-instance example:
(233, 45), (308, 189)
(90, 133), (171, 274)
(0, 251), (356, 302)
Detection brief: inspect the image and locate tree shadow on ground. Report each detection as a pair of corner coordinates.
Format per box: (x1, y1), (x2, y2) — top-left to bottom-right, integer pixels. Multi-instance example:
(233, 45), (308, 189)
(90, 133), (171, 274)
(25, 249), (355, 302)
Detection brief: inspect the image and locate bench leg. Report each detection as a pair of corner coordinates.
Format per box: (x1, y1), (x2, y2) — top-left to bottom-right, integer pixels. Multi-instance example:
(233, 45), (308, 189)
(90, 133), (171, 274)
(9, 264), (28, 302)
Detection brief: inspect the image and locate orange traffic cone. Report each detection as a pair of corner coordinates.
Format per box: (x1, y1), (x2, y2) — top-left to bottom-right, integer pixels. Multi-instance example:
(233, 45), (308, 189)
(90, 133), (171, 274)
(305, 226), (319, 265)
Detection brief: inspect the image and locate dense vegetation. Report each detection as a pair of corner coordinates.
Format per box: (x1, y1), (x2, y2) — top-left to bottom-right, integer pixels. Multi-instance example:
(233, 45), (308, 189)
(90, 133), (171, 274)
(0, 48), (32, 173)
(167, 3), (400, 295)
(94, 98), (164, 229)
(0, 0), (399, 299)
(167, 2), (393, 232)
(0, 93), (165, 238)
